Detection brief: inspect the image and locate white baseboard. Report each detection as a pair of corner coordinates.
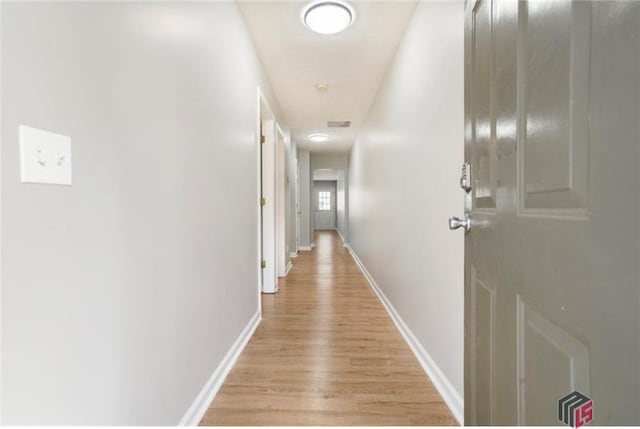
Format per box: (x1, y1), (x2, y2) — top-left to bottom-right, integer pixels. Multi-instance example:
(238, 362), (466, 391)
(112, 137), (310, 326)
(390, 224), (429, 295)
(284, 261), (293, 276)
(335, 228), (348, 248)
(178, 311), (261, 426)
(298, 245), (312, 251)
(347, 247), (464, 425)
(263, 283), (278, 294)
(289, 251), (298, 258)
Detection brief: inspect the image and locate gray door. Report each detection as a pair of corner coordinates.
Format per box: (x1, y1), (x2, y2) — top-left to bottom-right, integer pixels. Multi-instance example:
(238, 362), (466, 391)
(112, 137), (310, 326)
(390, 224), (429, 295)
(457, 0), (640, 425)
(313, 181), (337, 230)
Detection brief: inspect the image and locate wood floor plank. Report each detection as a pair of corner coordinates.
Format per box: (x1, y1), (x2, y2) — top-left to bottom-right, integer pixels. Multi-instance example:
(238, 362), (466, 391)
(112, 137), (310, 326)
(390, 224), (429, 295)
(200, 230), (457, 426)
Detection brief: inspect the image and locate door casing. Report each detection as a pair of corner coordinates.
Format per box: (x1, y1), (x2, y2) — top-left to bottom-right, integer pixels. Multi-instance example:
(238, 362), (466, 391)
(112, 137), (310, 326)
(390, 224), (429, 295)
(257, 88), (277, 295)
(275, 123), (287, 277)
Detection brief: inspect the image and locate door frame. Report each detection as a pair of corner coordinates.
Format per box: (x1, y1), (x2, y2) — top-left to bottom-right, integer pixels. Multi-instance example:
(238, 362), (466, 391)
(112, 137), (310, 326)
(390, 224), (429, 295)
(295, 160), (301, 253)
(0, 3), (3, 414)
(0, 2), (4, 415)
(275, 123), (287, 277)
(256, 87), (278, 302)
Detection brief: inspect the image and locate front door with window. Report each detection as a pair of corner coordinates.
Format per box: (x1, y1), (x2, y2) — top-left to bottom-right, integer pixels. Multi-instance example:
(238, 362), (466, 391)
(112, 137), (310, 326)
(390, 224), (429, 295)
(313, 181), (336, 230)
(460, 0), (639, 425)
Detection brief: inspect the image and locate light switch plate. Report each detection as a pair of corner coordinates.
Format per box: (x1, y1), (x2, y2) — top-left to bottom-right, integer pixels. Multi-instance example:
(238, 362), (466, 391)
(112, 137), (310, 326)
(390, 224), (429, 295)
(19, 125), (72, 185)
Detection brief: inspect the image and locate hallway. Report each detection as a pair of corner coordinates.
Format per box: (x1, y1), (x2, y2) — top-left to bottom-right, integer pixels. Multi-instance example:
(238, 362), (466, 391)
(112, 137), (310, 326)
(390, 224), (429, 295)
(5, 1), (638, 425)
(200, 231), (456, 425)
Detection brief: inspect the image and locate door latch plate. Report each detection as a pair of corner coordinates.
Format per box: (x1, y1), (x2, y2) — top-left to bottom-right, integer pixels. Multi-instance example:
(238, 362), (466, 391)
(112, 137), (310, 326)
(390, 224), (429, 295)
(460, 162), (472, 193)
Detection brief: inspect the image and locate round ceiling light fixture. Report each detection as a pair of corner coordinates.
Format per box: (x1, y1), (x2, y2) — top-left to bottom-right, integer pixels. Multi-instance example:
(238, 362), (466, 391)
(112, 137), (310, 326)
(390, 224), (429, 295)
(308, 133), (330, 142)
(303, 1), (353, 35)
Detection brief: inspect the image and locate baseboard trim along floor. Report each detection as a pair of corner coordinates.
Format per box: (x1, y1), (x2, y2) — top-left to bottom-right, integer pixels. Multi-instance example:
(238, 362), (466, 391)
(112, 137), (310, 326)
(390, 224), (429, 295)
(335, 228), (349, 248)
(179, 311), (261, 426)
(347, 245), (464, 425)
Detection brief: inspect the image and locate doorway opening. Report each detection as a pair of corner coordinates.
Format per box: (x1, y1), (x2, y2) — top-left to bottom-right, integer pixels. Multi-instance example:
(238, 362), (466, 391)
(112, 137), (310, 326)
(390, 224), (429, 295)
(312, 168), (347, 246)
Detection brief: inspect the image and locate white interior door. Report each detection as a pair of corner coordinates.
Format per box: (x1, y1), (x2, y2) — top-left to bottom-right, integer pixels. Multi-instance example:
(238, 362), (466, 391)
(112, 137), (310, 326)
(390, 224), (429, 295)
(261, 119), (276, 293)
(313, 181), (336, 230)
(457, 0), (640, 425)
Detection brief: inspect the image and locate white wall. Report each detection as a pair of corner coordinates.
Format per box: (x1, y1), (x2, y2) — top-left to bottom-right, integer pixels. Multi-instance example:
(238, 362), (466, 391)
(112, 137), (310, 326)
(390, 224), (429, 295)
(1, 2), (284, 424)
(348, 0), (464, 412)
(310, 153), (349, 243)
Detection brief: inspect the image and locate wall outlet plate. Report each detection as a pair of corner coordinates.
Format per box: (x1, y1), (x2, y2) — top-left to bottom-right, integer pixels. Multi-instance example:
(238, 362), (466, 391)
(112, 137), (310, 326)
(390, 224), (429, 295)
(19, 125), (72, 185)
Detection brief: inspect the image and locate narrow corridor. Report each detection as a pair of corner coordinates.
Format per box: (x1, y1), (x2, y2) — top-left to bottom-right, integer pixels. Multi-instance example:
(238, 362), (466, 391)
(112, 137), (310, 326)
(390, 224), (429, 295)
(200, 231), (456, 425)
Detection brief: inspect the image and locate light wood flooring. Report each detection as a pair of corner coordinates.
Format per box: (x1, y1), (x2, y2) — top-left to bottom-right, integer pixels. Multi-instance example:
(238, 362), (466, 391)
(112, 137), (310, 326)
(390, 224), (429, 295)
(200, 230), (457, 426)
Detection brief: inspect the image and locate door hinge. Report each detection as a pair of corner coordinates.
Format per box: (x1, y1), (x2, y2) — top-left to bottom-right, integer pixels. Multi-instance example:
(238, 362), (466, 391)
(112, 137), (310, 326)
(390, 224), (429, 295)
(260, 197), (266, 206)
(260, 135), (266, 144)
(261, 260), (266, 269)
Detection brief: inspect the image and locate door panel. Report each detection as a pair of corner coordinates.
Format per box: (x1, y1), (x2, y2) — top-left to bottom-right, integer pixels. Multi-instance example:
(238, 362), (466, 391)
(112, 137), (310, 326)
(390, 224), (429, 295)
(517, 296), (590, 425)
(463, 0), (640, 425)
(313, 181), (336, 230)
(520, 1), (590, 212)
(471, 266), (496, 424)
(472, 0), (497, 209)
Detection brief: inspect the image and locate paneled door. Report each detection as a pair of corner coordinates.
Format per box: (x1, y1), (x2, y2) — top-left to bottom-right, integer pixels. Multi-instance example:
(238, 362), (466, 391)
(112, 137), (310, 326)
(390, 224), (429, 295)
(455, 0), (639, 425)
(313, 181), (336, 230)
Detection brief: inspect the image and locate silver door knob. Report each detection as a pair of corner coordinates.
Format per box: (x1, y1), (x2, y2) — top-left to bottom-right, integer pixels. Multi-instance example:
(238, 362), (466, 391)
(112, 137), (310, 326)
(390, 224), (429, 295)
(449, 215), (471, 232)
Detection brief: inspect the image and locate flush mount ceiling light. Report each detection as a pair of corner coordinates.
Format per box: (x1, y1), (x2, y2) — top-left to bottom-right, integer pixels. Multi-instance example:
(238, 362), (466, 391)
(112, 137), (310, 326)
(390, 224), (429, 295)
(303, 1), (353, 35)
(308, 133), (330, 142)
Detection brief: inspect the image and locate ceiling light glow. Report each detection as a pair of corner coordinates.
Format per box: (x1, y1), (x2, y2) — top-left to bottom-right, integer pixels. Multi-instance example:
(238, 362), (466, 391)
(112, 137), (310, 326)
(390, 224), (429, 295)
(304, 2), (353, 35)
(308, 133), (330, 142)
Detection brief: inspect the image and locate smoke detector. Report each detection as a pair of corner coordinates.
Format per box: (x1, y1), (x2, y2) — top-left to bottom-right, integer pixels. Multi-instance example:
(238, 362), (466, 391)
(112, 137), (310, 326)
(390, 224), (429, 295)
(315, 83), (329, 92)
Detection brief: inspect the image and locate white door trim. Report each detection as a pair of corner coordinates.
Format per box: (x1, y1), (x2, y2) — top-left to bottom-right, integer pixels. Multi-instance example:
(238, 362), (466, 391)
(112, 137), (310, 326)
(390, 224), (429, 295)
(275, 123), (287, 278)
(0, 4), (4, 415)
(256, 87), (278, 299)
(255, 88), (263, 308)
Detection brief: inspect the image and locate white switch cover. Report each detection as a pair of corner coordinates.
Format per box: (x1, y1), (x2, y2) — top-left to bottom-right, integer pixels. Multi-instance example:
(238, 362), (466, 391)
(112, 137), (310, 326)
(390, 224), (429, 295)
(19, 125), (72, 185)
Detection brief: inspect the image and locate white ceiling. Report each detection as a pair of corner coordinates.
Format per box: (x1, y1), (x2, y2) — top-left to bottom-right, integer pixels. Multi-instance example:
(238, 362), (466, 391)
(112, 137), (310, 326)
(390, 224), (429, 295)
(238, 1), (417, 153)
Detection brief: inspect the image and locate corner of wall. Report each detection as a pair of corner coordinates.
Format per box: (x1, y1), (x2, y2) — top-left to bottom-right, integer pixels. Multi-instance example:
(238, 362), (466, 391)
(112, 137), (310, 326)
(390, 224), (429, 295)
(178, 311), (261, 426)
